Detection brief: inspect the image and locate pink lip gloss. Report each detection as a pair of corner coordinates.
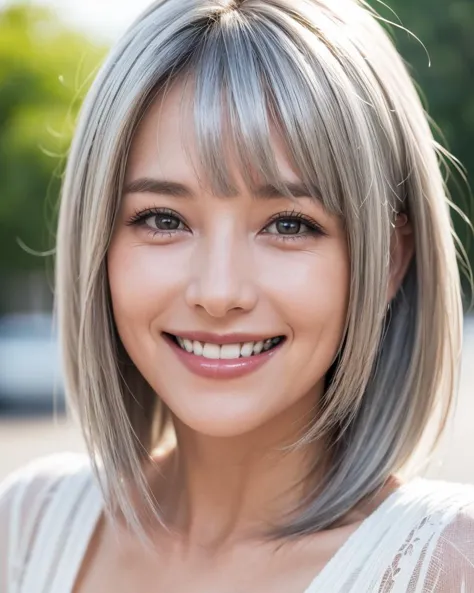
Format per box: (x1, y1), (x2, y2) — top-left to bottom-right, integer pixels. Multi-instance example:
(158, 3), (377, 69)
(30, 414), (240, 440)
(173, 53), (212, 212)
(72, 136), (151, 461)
(163, 333), (284, 380)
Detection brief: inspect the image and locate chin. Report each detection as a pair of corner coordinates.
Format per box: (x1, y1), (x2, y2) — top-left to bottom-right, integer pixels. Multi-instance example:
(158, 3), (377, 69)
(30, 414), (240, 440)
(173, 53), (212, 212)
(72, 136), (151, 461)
(162, 393), (278, 439)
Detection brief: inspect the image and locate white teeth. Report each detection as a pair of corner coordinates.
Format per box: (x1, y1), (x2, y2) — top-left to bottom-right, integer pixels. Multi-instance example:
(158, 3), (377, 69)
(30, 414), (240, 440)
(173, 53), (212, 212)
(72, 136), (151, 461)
(192, 340), (203, 356)
(175, 336), (282, 359)
(202, 343), (220, 359)
(220, 343), (241, 359)
(183, 338), (193, 352)
(240, 342), (254, 357)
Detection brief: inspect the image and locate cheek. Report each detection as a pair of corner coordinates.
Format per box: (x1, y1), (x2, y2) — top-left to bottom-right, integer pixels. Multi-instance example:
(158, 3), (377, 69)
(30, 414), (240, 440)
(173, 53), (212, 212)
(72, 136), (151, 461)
(259, 245), (350, 400)
(259, 244), (350, 341)
(106, 239), (185, 346)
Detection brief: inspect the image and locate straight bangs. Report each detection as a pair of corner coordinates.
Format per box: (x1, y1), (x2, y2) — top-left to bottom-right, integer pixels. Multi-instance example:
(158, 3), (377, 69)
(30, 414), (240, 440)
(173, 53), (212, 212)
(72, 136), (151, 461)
(181, 1), (404, 220)
(56, 0), (463, 543)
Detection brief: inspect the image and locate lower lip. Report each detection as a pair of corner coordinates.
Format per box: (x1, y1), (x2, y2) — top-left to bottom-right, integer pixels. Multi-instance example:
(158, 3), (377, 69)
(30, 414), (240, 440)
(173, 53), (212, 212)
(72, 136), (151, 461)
(163, 334), (285, 380)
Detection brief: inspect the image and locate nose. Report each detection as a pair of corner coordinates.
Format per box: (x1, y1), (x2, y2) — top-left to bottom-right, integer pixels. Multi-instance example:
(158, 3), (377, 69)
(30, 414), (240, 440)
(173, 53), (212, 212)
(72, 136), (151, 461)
(185, 232), (258, 318)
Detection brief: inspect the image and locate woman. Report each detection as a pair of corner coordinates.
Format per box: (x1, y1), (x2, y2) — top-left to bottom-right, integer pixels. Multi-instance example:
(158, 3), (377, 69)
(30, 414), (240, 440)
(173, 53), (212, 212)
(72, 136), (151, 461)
(1, 0), (473, 590)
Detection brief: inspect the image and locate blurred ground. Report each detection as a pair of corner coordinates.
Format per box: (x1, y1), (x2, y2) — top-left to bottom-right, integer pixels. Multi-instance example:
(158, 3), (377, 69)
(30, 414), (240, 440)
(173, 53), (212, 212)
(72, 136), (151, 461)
(0, 318), (473, 482)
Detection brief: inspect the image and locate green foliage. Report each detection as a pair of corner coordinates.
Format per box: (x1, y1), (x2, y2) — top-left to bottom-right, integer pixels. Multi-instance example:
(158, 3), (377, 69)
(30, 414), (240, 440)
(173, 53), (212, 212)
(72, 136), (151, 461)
(368, 0), (474, 294)
(0, 3), (106, 272)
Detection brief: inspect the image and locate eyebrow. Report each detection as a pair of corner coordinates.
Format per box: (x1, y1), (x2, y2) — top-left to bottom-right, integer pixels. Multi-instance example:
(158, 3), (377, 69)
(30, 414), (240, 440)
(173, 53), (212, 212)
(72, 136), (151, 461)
(123, 177), (318, 201)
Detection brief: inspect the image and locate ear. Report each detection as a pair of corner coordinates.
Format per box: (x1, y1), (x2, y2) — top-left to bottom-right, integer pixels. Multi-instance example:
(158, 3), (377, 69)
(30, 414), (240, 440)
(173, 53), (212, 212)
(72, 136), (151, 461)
(387, 213), (415, 304)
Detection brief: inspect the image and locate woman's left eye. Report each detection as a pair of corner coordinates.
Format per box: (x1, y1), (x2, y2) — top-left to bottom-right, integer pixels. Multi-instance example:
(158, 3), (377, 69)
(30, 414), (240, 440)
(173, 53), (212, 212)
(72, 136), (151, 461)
(262, 214), (326, 240)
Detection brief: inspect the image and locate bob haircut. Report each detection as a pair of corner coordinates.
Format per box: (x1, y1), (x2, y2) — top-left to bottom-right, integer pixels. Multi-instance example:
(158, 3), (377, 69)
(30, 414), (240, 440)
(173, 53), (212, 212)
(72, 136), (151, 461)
(55, 0), (466, 541)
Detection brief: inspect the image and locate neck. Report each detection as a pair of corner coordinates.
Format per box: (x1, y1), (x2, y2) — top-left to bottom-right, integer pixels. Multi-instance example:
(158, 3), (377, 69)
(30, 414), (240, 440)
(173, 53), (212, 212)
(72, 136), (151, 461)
(148, 389), (327, 551)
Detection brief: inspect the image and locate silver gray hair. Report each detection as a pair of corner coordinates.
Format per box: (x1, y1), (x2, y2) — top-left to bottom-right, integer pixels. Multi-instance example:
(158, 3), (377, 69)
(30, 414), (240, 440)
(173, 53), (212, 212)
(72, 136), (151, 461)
(56, 0), (466, 542)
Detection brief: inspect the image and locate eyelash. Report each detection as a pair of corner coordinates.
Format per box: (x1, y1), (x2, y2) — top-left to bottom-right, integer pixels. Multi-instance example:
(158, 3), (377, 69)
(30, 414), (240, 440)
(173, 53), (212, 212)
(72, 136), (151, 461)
(126, 207), (327, 241)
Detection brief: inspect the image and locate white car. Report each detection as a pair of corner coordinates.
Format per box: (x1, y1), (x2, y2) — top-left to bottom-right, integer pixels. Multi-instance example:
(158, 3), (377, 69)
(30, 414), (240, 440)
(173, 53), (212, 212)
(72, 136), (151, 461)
(0, 313), (65, 410)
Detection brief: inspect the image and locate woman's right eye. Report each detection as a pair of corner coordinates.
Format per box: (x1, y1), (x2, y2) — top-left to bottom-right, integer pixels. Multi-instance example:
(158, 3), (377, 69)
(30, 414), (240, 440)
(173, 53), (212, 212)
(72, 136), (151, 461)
(144, 213), (185, 232)
(126, 208), (188, 236)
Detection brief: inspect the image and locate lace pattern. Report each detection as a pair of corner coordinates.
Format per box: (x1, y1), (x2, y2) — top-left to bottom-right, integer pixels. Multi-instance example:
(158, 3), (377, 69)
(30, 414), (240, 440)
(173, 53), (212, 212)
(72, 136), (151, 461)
(1, 456), (474, 593)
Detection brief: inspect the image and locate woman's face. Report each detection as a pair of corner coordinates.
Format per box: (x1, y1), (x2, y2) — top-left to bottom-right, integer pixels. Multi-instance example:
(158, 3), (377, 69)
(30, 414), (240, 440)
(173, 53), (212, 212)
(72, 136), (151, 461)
(108, 83), (350, 439)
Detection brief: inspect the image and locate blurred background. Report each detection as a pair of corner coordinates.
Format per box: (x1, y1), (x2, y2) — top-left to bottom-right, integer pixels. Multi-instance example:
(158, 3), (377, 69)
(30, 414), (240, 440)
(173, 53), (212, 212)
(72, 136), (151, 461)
(0, 0), (473, 481)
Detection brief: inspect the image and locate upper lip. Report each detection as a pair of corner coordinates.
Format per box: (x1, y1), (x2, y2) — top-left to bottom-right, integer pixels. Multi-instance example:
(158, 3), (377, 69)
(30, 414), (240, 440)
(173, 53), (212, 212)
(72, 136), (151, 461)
(164, 331), (283, 345)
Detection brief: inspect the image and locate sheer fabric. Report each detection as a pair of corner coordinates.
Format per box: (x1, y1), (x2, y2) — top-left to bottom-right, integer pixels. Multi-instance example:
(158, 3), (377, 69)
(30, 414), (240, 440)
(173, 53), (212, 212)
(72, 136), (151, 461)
(1, 453), (474, 592)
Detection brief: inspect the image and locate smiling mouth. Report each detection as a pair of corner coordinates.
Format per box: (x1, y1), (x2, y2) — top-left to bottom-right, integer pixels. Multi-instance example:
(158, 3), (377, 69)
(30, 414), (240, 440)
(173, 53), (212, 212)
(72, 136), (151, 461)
(164, 333), (286, 360)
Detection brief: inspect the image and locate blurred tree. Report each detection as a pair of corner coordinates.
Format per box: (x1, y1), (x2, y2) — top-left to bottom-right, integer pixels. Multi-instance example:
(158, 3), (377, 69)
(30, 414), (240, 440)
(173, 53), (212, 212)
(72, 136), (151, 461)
(0, 3), (106, 273)
(369, 0), (474, 295)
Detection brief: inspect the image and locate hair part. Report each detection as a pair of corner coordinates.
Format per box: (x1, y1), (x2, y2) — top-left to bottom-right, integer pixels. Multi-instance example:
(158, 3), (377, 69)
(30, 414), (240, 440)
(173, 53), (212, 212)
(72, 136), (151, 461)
(56, 0), (465, 544)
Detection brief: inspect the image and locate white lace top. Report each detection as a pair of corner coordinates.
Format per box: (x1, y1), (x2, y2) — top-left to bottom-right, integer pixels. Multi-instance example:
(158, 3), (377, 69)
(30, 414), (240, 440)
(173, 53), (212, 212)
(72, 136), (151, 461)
(1, 452), (474, 592)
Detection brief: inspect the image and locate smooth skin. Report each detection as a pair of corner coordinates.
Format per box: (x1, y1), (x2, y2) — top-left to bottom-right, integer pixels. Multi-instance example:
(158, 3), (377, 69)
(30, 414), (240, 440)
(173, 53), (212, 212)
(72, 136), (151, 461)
(74, 82), (414, 592)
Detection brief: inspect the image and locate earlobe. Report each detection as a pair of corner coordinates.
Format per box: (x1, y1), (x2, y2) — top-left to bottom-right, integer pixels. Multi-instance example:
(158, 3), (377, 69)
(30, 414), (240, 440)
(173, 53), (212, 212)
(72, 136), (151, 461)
(387, 213), (415, 304)
(393, 212), (408, 230)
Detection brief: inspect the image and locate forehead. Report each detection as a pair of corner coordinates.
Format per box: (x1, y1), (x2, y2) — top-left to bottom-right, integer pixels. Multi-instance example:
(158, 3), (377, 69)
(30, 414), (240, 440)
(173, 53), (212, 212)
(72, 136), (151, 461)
(125, 80), (311, 199)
